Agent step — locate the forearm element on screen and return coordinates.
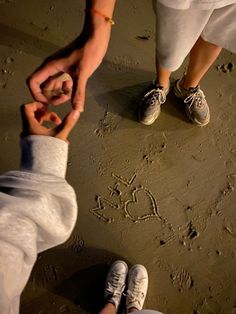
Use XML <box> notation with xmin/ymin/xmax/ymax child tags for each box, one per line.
<box><xmin>86</xmin><ymin>0</ymin><xmax>116</xmax><ymax>17</ymax></box>
<box><xmin>0</xmin><ymin>136</ymin><xmax>78</xmax><ymax>313</ymax></box>
<box><xmin>82</xmin><ymin>0</ymin><xmax>116</xmax><ymax>36</ymax></box>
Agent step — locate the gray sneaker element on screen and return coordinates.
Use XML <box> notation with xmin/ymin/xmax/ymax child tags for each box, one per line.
<box><xmin>174</xmin><ymin>79</ymin><xmax>210</xmax><ymax>126</ymax></box>
<box><xmin>126</xmin><ymin>264</ymin><xmax>148</xmax><ymax>311</ymax></box>
<box><xmin>104</xmin><ymin>260</ymin><xmax>128</xmax><ymax>309</ymax></box>
<box><xmin>138</xmin><ymin>84</ymin><xmax>169</xmax><ymax>125</ymax></box>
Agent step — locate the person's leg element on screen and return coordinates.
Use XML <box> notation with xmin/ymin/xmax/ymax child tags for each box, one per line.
<box><xmin>173</xmin><ymin>36</ymin><xmax>221</xmax><ymax>126</ymax></box>
<box><xmin>99</xmin><ymin>303</ymin><xmax>117</xmax><ymax>314</ymax></box>
<box><xmin>156</xmin><ymin>36</ymin><xmax>221</xmax><ymax>90</ymax></box>
<box><xmin>182</xmin><ymin>36</ymin><xmax>222</xmax><ymax>88</ymax></box>
<box><xmin>155</xmin><ymin>58</ymin><xmax>171</xmax><ymax>89</ymax></box>
<box><xmin>138</xmin><ymin>2</ymin><xmax>212</xmax><ymax>125</ymax></box>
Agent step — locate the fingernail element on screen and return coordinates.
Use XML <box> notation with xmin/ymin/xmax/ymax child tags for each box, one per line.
<box><xmin>71</xmin><ymin>110</ymin><xmax>80</xmax><ymax>119</ymax></box>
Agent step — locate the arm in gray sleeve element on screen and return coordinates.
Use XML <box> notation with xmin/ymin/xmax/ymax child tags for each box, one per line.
<box><xmin>0</xmin><ymin>135</ymin><xmax>78</xmax><ymax>314</ymax></box>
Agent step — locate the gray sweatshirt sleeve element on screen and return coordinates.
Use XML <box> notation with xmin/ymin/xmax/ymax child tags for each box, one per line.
<box><xmin>0</xmin><ymin>135</ymin><xmax>78</xmax><ymax>314</ymax></box>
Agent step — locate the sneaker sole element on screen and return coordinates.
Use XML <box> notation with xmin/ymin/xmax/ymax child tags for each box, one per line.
<box><xmin>138</xmin><ymin>110</ymin><xmax>160</xmax><ymax>125</ymax></box>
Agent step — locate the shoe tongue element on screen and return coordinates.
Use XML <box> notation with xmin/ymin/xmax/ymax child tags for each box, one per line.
<box><xmin>155</xmin><ymin>84</ymin><xmax>164</xmax><ymax>90</ymax></box>
<box><xmin>188</xmin><ymin>86</ymin><xmax>199</xmax><ymax>93</ymax></box>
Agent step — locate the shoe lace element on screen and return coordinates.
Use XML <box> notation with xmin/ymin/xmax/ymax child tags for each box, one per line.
<box><xmin>106</xmin><ymin>272</ymin><xmax>124</xmax><ymax>297</ymax></box>
<box><xmin>126</xmin><ymin>279</ymin><xmax>145</xmax><ymax>306</ymax></box>
<box><xmin>144</xmin><ymin>87</ymin><xmax>167</xmax><ymax>106</ymax></box>
<box><xmin>184</xmin><ymin>88</ymin><xmax>205</xmax><ymax>109</ymax></box>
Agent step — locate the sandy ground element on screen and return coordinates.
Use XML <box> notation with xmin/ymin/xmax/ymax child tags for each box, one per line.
<box><xmin>0</xmin><ymin>1</ymin><xmax>236</xmax><ymax>313</ymax></box>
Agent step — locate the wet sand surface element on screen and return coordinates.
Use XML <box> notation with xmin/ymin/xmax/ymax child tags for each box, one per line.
<box><xmin>0</xmin><ymin>1</ymin><xmax>236</xmax><ymax>313</ymax></box>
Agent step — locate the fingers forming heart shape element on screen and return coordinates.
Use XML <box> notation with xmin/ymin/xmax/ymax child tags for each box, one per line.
<box><xmin>41</xmin><ymin>72</ymin><xmax>73</xmax><ymax>106</ymax></box>
<box><xmin>21</xmin><ymin>102</ymin><xmax>80</xmax><ymax>141</ymax></box>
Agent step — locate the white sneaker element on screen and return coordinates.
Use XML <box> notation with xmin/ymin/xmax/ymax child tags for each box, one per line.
<box><xmin>126</xmin><ymin>264</ymin><xmax>148</xmax><ymax>311</ymax></box>
<box><xmin>104</xmin><ymin>260</ymin><xmax>128</xmax><ymax>309</ymax></box>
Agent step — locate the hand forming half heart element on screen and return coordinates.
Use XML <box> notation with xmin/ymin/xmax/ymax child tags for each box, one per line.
<box><xmin>21</xmin><ymin>101</ymin><xmax>80</xmax><ymax>142</ymax></box>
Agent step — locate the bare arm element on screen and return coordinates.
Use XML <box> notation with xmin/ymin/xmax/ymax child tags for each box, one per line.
<box><xmin>28</xmin><ymin>0</ymin><xmax>116</xmax><ymax>112</ymax></box>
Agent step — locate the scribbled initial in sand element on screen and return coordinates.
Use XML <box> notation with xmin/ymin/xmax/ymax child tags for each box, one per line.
<box><xmin>91</xmin><ymin>195</ymin><xmax>119</xmax><ymax>223</ymax></box>
<box><xmin>91</xmin><ymin>173</ymin><xmax>165</xmax><ymax>223</ymax></box>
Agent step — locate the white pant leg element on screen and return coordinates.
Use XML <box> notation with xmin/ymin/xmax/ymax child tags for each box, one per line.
<box><xmin>155</xmin><ymin>2</ymin><xmax>212</xmax><ymax>71</ymax></box>
<box><xmin>202</xmin><ymin>3</ymin><xmax>236</xmax><ymax>52</ymax></box>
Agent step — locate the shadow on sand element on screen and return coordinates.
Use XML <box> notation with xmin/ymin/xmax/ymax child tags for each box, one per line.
<box><xmin>21</xmin><ymin>245</ymin><xmax>131</xmax><ymax>314</ymax></box>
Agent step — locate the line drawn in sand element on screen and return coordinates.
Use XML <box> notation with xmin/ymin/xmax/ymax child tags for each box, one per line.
<box><xmin>91</xmin><ymin>195</ymin><xmax>120</xmax><ymax>223</ymax></box>
<box><xmin>111</xmin><ymin>173</ymin><xmax>136</xmax><ymax>186</ymax></box>
<box><xmin>91</xmin><ymin>172</ymin><xmax>166</xmax><ymax>224</ymax></box>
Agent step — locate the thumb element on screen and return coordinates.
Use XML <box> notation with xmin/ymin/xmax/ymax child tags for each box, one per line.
<box><xmin>72</xmin><ymin>72</ymin><xmax>88</xmax><ymax>112</ymax></box>
<box><xmin>56</xmin><ymin>110</ymin><xmax>80</xmax><ymax>141</ymax></box>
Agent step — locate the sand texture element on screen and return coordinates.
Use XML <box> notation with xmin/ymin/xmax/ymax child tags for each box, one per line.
<box><xmin>0</xmin><ymin>1</ymin><xmax>235</xmax><ymax>313</ymax></box>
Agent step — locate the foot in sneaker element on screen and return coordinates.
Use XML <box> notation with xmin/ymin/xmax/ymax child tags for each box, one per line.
<box><xmin>104</xmin><ymin>260</ymin><xmax>128</xmax><ymax>309</ymax></box>
<box><xmin>126</xmin><ymin>264</ymin><xmax>148</xmax><ymax>312</ymax></box>
<box><xmin>138</xmin><ymin>83</ymin><xmax>169</xmax><ymax>125</ymax></box>
<box><xmin>174</xmin><ymin>78</ymin><xmax>210</xmax><ymax>126</ymax></box>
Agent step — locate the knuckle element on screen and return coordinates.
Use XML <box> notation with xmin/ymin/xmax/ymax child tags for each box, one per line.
<box><xmin>23</xmin><ymin>103</ymin><xmax>31</xmax><ymax>111</ymax></box>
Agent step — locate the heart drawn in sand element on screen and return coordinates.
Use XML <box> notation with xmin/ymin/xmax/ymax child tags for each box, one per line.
<box><xmin>124</xmin><ymin>187</ymin><xmax>162</xmax><ymax>223</ymax></box>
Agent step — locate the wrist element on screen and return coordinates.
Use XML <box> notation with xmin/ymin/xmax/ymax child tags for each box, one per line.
<box><xmin>82</xmin><ymin>9</ymin><xmax>113</xmax><ymax>37</ymax></box>
<box><xmin>87</xmin><ymin>8</ymin><xmax>114</xmax><ymax>25</ymax></box>
<box><xmin>71</xmin><ymin>15</ymin><xmax>110</xmax><ymax>52</ymax></box>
